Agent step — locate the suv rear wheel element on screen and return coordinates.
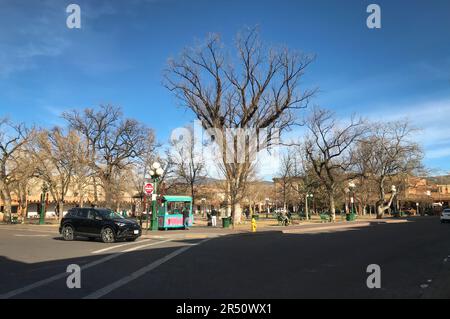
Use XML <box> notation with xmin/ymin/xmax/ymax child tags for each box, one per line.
<box><xmin>101</xmin><ymin>227</ymin><xmax>115</xmax><ymax>243</ymax></box>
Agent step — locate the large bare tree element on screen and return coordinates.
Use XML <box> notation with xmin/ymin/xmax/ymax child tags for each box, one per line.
<box><xmin>304</xmin><ymin>107</ymin><xmax>366</xmax><ymax>221</ymax></box>
<box><xmin>165</xmin><ymin>28</ymin><xmax>316</xmax><ymax>223</ymax></box>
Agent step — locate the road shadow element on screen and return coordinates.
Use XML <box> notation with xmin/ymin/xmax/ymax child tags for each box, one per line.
<box><xmin>1</xmin><ymin>216</ymin><xmax>448</xmax><ymax>299</ymax></box>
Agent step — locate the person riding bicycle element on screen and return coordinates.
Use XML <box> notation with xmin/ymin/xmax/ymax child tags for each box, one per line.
<box><xmin>279</xmin><ymin>209</ymin><xmax>290</xmax><ymax>226</ymax></box>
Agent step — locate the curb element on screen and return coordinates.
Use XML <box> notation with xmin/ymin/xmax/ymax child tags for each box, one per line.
<box><xmin>141</xmin><ymin>233</ymin><xmax>228</xmax><ymax>240</ymax></box>
<box><xmin>281</xmin><ymin>222</ymin><xmax>371</xmax><ymax>234</ymax></box>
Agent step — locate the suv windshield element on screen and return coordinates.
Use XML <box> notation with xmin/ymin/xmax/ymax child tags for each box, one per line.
<box><xmin>96</xmin><ymin>209</ymin><xmax>124</xmax><ymax>220</ymax></box>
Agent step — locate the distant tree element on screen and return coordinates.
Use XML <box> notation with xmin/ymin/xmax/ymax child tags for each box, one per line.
<box><xmin>167</xmin><ymin>126</ymin><xmax>205</xmax><ymax>206</ymax></box>
<box><xmin>304</xmin><ymin>107</ymin><xmax>366</xmax><ymax>221</ymax></box>
<box><xmin>288</xmin><ymin>148</ymin><xmax>322</xmax><ymax>219</ymax></box>
<box><xmin>10</xmin><ymin>154</ymin><xmax>38</xmax><ymax>221</ymax></box>
<box><xmin>31</xmin><ymin>128</ymin><xmax>84</xmax><ymax>221</ymax></box>
<box><xmin>355</xmin><ymin>120</ymin><xmax>423</xmax><ymax>218</ymax></box>
<box><xmin>62</xmin><ymin>105</ymin><xmax>155</xmax><ymax>208</ymax></box>
<box><xmin>130</xmin><ymin>137</ymin><xmax>160</xmax><ymax>217</ymax></box>
<box><xmin>0</xmin><ymin>118</ymin><xmax>33</xmax><ymax>222</ymax></box>
<box><xmin>275</xmin><ymin>150</ymin><xmax>296</xmax><ymax>211</ymax></box>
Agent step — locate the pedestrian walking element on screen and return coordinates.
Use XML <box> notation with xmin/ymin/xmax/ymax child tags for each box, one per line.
<box><xmin>211</xmin><ymin>208</ymin><xmax>217</xmax><ymax>227</ymax></box>
<box><xmin>183</xmin><ymin>207</ymin><xmax>190</xmax><ymax>230</ymax></box>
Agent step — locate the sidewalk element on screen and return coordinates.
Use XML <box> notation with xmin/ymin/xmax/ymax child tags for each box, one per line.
<box><xmin>0</xmin><ymin>216</ymin><xmax>412</xmax><ymax>239</ymax></box>
<box><xmin>141</xmin><ymin>217</ymin><xmax>411</xmax><ymax>240</ymax></box>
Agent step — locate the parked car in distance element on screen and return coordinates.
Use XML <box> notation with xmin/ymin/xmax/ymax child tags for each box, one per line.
<box><xmin>59</xmin><ymin>207</ymin><xmax>141</xmax><ymax>243</ymax></box>
<box><xmin>440</xmin><ymin>208</ymin><xmax>450</xmax><ymax>223</ymax></box>
<box><xmin>402</xmin><ymin>208</ymin><xmax>417</xmax><ymax>216</ymax></box>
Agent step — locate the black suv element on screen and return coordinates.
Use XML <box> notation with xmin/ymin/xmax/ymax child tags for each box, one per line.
<box><xmin>59</xmin><ymin>208</ymin><xmax>141</xmax><ymax>243</ymax></box>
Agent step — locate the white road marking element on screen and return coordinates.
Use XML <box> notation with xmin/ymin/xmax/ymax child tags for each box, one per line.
<box><xmin>122</xmin><ymin>239</ymin><xmax>172</xmax><ymax>252</ymax></box>
<box><xmin>83</xmin><ymin>238</ymin><xmax>210</xmax><ymax>299</ymax></box>
<box><xmin>0</xmin><ymin>227</ymin><xmax>57</xmax><ymax>234</ymax></box>
<box><xmin>14</xmin><ymin>234</ymin><xmax>49</xmax><ymax>237</ymax></box>
<box><xmin>91</xmin><ymin>239</ymin><xmax>152</xmax><ymax>254</ymax></box>
<box><xmin>0</xmin><ymin>238</ymin><xmax>173</xmax><ymax>299</ymax></box>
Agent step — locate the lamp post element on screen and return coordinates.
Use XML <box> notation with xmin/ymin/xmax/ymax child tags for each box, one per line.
<box><xmin>39</xmin><ymin>183</ymin><xmax>48</xmax><ymax>225</ymax></box>
<box><xmin>265</xmin><ymin>198</ymin><xmax>270</xmax><ymax>218</ymax></box>
<box><xmin>344</xmin><ymin>187</ymin><xmax>350</xmax><ymax>214</ymax></box>
<box><xmin>201</xmin><ymin>198</ymin><xmax>206</xmax><ymax>217</ymax></box>
<box><xmin>148</xmin><ymin>162</ymin><xmax>164</xmax><ymax>231</ymax></box>
<box><xmin>305</xmin><ymin>194</ymin><xmax>313</xmax><ymax>219</ymax></box>
<box><xmin>348</xmin><ymin>182</ymin><xmax>356</xmax><ymax>215</ymax></box>
<box><xmin>391</xmin><ymin>185</ymin><xmax>397</xmax><ymax>213</ymax></box>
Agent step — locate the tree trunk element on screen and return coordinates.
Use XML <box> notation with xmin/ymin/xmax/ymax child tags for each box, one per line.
<box><xmin>20</xmin><ymin>200</ymin><xmax>27</xmax><ymax>223</ymax></box>
<box><xmin>376</xmin><ymin>191</ymin><xmax>396</xmax><ymax>219</ymax></box>
<box><xmin>376</xmin><ymin>202</ymin><xmax>385</xmax><ymax>219</ymax></box>
<box><xmin>102</xmin><ymin>177</ymin><xmax>113</xmax><ymax>208</ymax></box>
<box><xmin>58</xmin><ymin>200</ymin><xmax>64</xmax><ymax>222</ymax></box>
<box><xmin>226</xmin><ymin>203</ymin><xmax>231</xmax><ymax>217</ymax></box>
<box><xmin>92</xmin><ymin>176</ymin><xmax>99</xmax><ymax>204</ymax></box>
<box><xmin>2</xmin><ymin>190</ymin><xmax>12</xmax><ymax>223</ymax></box>
<box><xmin>78</xmin><ymin>180</ymin><xmax>84</xmax><ymax>207</ymax></box>
<box><xmin>329</xmin><ymin>195</ymin><xmax>336</xmax><ymax>222</ymax></box>
<box><xmin>233</xmin><ymin>202</ymin><xmax>242</xmax><ymax>224</ymax></box>
<box><xmin>190</xmin><ymin>183</ymin><xmax>195</xmax><ymax>208</ymax></box>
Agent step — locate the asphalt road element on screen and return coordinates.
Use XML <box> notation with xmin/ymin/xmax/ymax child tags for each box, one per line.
<box><xmin>1</xmin><ymin>216</ymin><xmax>450</xmax><ymax>299</ymax></box>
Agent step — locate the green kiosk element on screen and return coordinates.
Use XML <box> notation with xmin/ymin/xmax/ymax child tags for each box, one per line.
<box><xmin>157</xmin><ymin>196</ymin><xmax>193</xmax><ymax>230</ymax></box>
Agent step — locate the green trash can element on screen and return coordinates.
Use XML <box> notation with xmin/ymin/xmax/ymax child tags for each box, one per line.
<box><xmin>222</xmin><ymin>217</ymin><xmax>232</xmax><ymax>228</ymax></box>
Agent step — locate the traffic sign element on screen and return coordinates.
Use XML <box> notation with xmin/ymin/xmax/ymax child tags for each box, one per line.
<box><xmin>144</xmin><ymin>183</ymin><xmax>154</xmax><ymax>195</ymax></box>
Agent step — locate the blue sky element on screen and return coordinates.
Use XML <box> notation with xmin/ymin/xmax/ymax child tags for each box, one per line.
<box><xmin>1</xmin><ymin>0</ymin><xmax>450</xmax><ymax>176</ymax></box>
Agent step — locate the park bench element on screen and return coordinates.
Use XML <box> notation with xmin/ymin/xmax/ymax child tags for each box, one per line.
<box><xmin>11</xmin><ymin>215</ymin><xmax>20</xmax><ymax>224</ymax></box>
<box><xmin>320</xmin><ymin>213</ymin><xmax>331</xmax><ymax>223</ymax></box>
<box><xmin>392</xmin><ymin>211</ymin><xmax>405</xmax><ymax>218</ymax></box>
<box><xmin>277</xmin><ymin>213</ymin><xmax>290</xmax><ymax>226</ymax></box>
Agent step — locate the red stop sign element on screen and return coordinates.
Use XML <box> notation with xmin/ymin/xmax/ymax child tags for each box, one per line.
<box><xmin>144</xmin><ymin>183</ymin><xmax>154</xmax><ymax>195</ymax></box>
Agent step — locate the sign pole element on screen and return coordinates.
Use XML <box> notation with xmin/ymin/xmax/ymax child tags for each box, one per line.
<box><xmin>150</xmin><ymin>179</ymin><xmax>159</xmax><ymax>231</ymax></box>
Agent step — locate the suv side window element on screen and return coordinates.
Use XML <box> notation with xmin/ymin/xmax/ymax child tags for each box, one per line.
<box><xmin>77</xmin><ymin>209</ymin><xmax>88</xmax><ymax>219</ymax></box>
<box><xmin>66</xmin><ymin>209</ymin><xmax>77</xmax><ymax>218</ymax></box>
<box><xmin>87</xmin><ymin>209</ymin><xmax>96</xmax><ymax>220</ymax></box>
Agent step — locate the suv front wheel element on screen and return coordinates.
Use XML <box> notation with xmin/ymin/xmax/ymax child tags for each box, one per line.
<box><xmin>101</xmin><ymin>227</ymin><xmax>116</xmax><ymax>243</ymax></box>
<box><xmin>62</xmin><ymin>225</ymin><xmax>74</xmax><ymax>241</ymax></box>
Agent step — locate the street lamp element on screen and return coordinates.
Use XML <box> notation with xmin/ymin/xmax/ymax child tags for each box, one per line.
<box><xmin>265</xmin><ymin>198</ymin><xmax>270</xmax><ymax>218</ymax></box>
<box><xmin>39</xmin><ymin>182</ymin><xmax>48</xmax><ymax>225</ymax></box>
<box><xmin>391</xmin><ymin>185</ymin><xmax>397</xmax><ymax>214</ymax></box>
<box><xmin>306</xmin><ymin>194</ymin><xmax>313</xmax><ymax>219</ymax></box>
<box><xmin>426</xmin><ymin>190</ymin><xmax>432</xmax><ymax>215</ymax></box>
<box><xmin>201</xmin><ymin>198</ymin><xmax>206</xmax><ymax>217</ymax></box>
<box><xmin>348</xmin><ymin>182</ymin><xmax>356</xmax><ymax>215</ymax></box>
<box><xmin>149</xmin><ymin>162</ymin><xmax>164</xmax><ymax>231</ymax></box>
